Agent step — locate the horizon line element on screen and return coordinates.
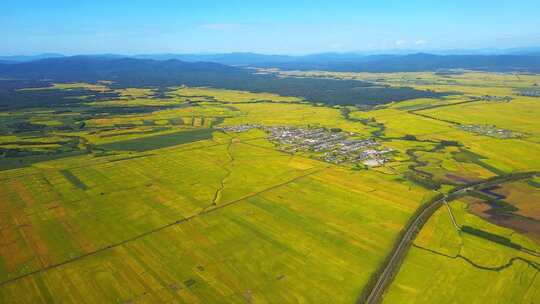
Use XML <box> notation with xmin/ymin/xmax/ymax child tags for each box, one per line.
<box><xmin>2</xmin><ymin>46</ymin><xmax>540</xmax><ymax>58</ymax></box>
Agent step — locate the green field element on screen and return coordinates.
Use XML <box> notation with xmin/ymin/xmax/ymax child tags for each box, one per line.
<box><xmin>97</xmin><ymin>128</ymin><xmax>214</xmax><ymax>151</ymax></box>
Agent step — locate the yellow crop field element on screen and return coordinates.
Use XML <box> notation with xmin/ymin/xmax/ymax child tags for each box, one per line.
<box><xmin>1</xmin><ymin>71</ymin><xmax>539</xmax><ymax>303</ymax></box>
<box><xmin>0</xmin><ymin>131</ymin><xmax>433</xmax><ymax>303</ymax></box>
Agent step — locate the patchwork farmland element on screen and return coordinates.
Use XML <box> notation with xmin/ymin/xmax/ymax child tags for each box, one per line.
<box><xmin>0</xmin><ymin>71</ymin><xmax>539</xmax><ymax>303</ymax></box>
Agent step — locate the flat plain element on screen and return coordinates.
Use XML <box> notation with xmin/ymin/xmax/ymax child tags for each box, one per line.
<box><xmin>1</xmin><ymin>71</ymin><xmax>539</xmax><ymax>303</ymax></box>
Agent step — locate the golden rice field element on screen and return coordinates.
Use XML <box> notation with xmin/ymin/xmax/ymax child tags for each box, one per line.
<box><xmin>0</xmin><ymin>131</ymin><xmax>432</xmax><ymax>303</ymax></box>
<box><xmin>1</xmin><ymin>71</ymin><xmax>540</xmax><ymax>303</ymax></box>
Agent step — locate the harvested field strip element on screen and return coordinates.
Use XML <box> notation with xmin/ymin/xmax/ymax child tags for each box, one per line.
<box><xmin>0</xmin><ymin>136</ymin><xmax>269</xmax><ymax>183</ymax></box>
<box><xmin>408</xmin><ymin>111</ymin><xmax>461</xmax><ymax>125</ymax></box>
<box><xmin>412</xmin><ymin>98</ymin><xmax>481</xmax><ymax>112</ymax></box>
<box><xmin>98</xmin><ymin>128</ymin><xmax>213</xmax><ymax>151</ymax></box>
<box><xmin>59</xmin><ymin>169</ymin><xmax>87</xmax><ymax>190</ymax></box>
<box><xmin>107</xmin><ymin>154</ymin><xmax>155</xmax><ymax>163</ymax></box>
<box><xmin>460</xmin><ymin>225</ymin><xmax>538</xmax><ymax>252</ymax></box>
<box><xmin>452</xmin><ymin>148</ymin><xmax>507</xmax><ymax>175</ymax></box>
<box><xmin>98</xmin><ymin>128</ymin><xmax>168</xmax><ymax>138</ymax></box>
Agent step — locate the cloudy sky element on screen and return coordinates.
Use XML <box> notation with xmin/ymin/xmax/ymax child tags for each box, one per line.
<box><xmin>2</xmin><ymin>0</ymin><xmax>540</xmax><ymax>55</ymax></box>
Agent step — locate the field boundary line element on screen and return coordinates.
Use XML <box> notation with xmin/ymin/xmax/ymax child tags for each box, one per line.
<box><xmin>405</xmin><ymin>97</ymin><xmax>481</xmax><ymax>126</ymax></box>
<box><xmin>444</xmin><ymin>200</ymin><xmax>460</xmax><ymax>231</ymax></box>
<box><xmin>0</xmin><ymin>167</ymin><xmax>325</xmax><ymax>288</ymax></box>
<box><xmin>0</xmin><ymin>135</ymin><xmax>271</xmax><ymax>182</ymax></box>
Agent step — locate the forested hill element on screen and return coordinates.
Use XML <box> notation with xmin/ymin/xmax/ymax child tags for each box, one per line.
<box><xmin>3</xmin><ymin>53</ymin><xmax>540</xmax><ymax>73</ymax></box>
<box><xmin>0</xmin><ymin>56</ymin><xmax>447</xmax><ymax>107</ymax></box>
<box><xmin>243</xmin><ymin>53</ymin><xmax>540</xmax><ymax>73</ymax></box>
<box><xmin>0</xmin><ymin>56</ymin><xmax>239</xmax><ymax>83</ymax></box>
<box><xmin>130</xmin><ymin>52</ymin><xmax>540</xmax><ymax>73</ymax></box>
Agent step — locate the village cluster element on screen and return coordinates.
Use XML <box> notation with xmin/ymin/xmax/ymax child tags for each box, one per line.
<box><xmin>479</xmin><ymin>95</ymin><xmax>512</xmax><ymax>102</ymax></box>
<box><xmin>458</xmin><ymin>124</ymin><xmax>523</xmax><ymax>139</ymax></box>
<box><xmin>218</xmin><ymin>124</ymin><xmax>393</xmax><ymax>166</ymax></box>
<box><xmin>518</xmin><ymin>88</ymin><xmax>540</xmax><ymax>97</ymax></box>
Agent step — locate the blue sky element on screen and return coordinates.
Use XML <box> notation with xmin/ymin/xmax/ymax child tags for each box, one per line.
<box><xmin>2</xmin><ymin>0</ymin><xmax>540</xmax><ymax>55</ymax></box>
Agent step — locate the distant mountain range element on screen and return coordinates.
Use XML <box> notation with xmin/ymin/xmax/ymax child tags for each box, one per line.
<box><xmin>130</xmin><ymin>52</ymin><xmax>400</xmax><ymax>65</ymax></box>
<box><xmin>132</xmin><ymin>47</ymin><xmax>540</xmax><ymax>63</ymax></box>
<box><xmin>133</xmin><ymin>52</ymin><xmax>540</xmax><ymax>72</ymax></box>
<box><xmin>0</xmin><ymin>53</ymin><xmax>65</xmax><ymax>63</ymax></box>
<box><xmin>3</xmin><ymin>47</ymin><xmax>540</xmax><ymax>62</ymax></box>
<box><xmin>0</xmin><ymin>56</ymin><xmax>236</xmax><ymax>81</ymax></box>
<box><xmin>263</xmin><ymin>53</ymin><xmax>540</xmax><ymax>73</ymax></box>
<box><xmin>1</xmin><ymin>50</ymin><xmax>540</xmax><ymax>73</ymax></box>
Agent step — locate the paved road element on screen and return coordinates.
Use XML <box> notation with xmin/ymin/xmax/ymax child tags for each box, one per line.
<box><xmin>359</xmin><ymin>172</ymin><xmax>538</xmax><ymax>304</ymax></box>
<box><xmin>359</xmin><ymin>195</ymin><xmax>448</xmax><ymax>304</ymax></box>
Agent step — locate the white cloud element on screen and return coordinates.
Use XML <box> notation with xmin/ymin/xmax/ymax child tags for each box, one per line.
<box><xmin>415</xmin><ymin>39</ymin><xmax>427</xmax><ymax>45</ymax></box>
<box><xmin>199</xmin><ymin>23</ymin><xmax>244</xmax><ymax>31</ymax></box>
<box><xmin>395</xmin><ymin>39</ymin><xmax>407</xmax><ymax>46</ymax></box>
<box><xmin>329</xmin><ymin>43</ymin><xmax>343</xmax><ymax>49</ymax></box>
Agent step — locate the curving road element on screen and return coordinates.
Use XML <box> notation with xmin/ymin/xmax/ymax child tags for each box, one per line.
<box><xmin>358</xmin><ymin>172</ymin><xmax>538</xmax><ymax>304</ymax></box>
